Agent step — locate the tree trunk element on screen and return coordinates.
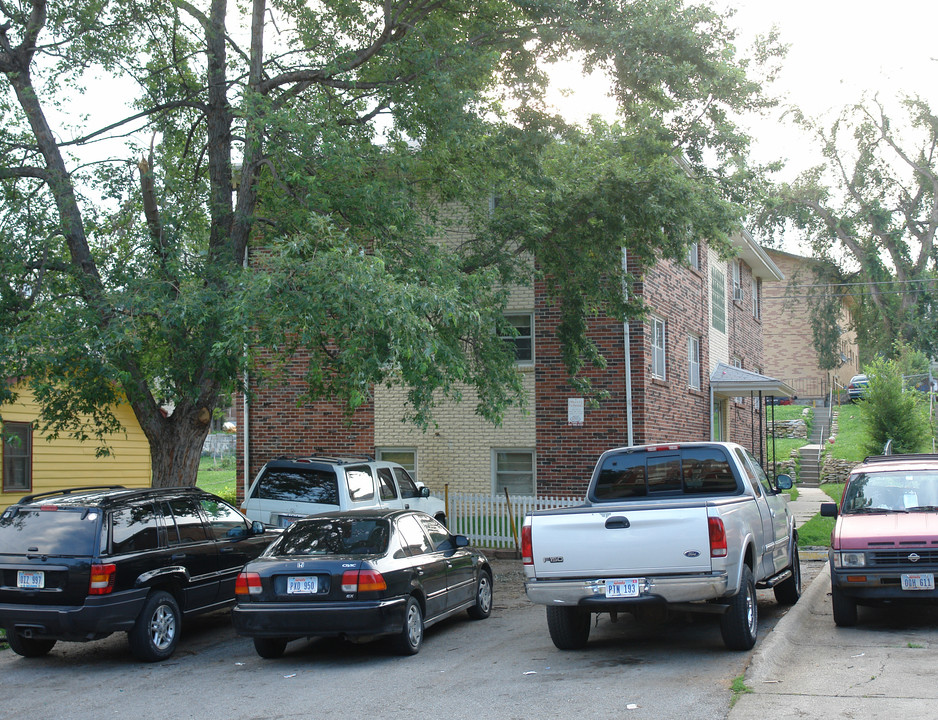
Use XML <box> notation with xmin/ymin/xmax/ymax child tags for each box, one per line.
<box><xmin>146</xmin><ymin>406</ymin><xmax>214</xmax><ymax>488</ymax></box>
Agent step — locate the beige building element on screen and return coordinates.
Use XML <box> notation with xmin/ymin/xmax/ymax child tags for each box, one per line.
<box><xmin>761</xmin><ymin>248</ymin><xmax>860</xmax><ymax>400</ymax></box>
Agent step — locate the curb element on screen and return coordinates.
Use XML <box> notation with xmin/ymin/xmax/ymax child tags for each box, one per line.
<box><xmin>746</xmin><ymin>559</ymin><xmax>831</xmax><ymax>685</ymax></box>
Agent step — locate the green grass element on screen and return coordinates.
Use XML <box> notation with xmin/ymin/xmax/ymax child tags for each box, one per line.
<box><xmin>729</xmin><ymin>675</ymin><xmax>753</xmax><ymax>708</ymax></box>
<box><xmin>828</xmin><ymin>407</ymin><xmax>868</xmax><ymax>462</ymax></box>
<box><xmin>196</xmin><ymin>455</ymin><xmax>237</xmax><ymax>504</ymax></box>
<box><xmin>797</xmin><ymin>483</ymin><xmax>843</xmax><ymax>548</ymax></box>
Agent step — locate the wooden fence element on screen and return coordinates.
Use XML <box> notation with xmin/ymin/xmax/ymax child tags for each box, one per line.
<box><xmin>445</xmin><ymin>489</ymin><xmax>581</xmax><ymax>550</ymax></box>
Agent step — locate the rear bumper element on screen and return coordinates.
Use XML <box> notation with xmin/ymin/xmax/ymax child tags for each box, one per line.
<box><xmin>525</xmin><ymin>572</ymin><xmax>729</xmax><ymax>607</ymax></box>
<box><xmin>0</xmin><ymin>588</ymin><xmax>149</xmax><ymax>641</ymax></box>
<box><xmin>232</xmin><ymin>597</ymin><xmax>408</xmax><ymax>638</ymax></box>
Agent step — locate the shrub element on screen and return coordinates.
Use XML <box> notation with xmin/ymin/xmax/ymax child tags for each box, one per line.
<box><xmin>858</xmin><ymin>357</ymin><xmax>932</xmax><ymax>455</ymax></box>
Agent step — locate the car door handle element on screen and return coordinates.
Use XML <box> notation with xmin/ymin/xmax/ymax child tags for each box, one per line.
<box><xmin>416</xmin><ymin>567</ymin><xmax>425</xmax><ymax>576</ymax></box>
<box><xmin>404</xmin><ymin>503</ymin><xmax>411</xmax><ymax>509</ymax></box>
<box><xmin>171</xmin><ymin>553</ymin><xmax>185</xmax><ymax>561</ymax></box>
<box><xmin>605</xmin><ymin>517</ymin><xmax>630</xmax><ymax>529</ymax></box>
<box><xmin>219</xmin><ymin>547</ymin><xmax>234</xmax><ymax>553</ymax></box>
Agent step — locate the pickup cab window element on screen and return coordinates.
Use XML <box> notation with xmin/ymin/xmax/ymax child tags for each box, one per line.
<box><xmin>592</xmin><ymin>447</ymin><xmax>739</xmax><ymax>501</ymax></box>
<box><xmin>377</xmin><ymin>468</ymin><xmax>398</xmax><ymax>501</ymax></box>
<box><xmin>346</xmin><ymin>466</ymin><xmax>376</xmax><ymax>502</ymax></box>
<box><xmin>395</xmin><ymin>468</ymin><xmax>421</xmax><ymax>499</ymax></box>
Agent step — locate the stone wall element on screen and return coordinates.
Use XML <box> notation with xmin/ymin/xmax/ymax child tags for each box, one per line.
<box><xmin>768</xmin><ymin>418</ymin><xmax>808</xmax><ymax>439</ymax></box>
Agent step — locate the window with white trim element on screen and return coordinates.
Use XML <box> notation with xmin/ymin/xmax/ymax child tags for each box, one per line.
<box><xmin>688</xmin><ymin>336</ymin><xmax>701</xmax><ymax>390</ymax></box>
<box><xmin>752</xmin><ymin>277</ymin><xmax>761</xmax><ymax>319</ymax></box>
<box><xmin>731</xmin><ymin>259</ymin><xmax>742</xmax><ymax>299</ymax></box>
<box><xmin>493</xmin><ymin>450</ymin><xmax>535</xmax><ymax>495</ymax></box>
<box><xmin>687</xmin><ymin>242</ymin><xmax>700</xmax><ymax>271</ymax></box>
<box><xmin>711</xmin><ymin>267</ymin><xmax>726</xmax><ymax>333</ymax></box>
<box><xmin>651</xmin><ymin>316</ymin><xmax>666</xmax><ymax>380</ymax></box>
<box><xmin>501</xmin><ymin>313</ymin><xmax>533</xmax><ymax>365</ymax></box>
<box><xmin>377</xmin><ymin>448</ymin><xmax>417</xmax><ymax>483</ymax></box>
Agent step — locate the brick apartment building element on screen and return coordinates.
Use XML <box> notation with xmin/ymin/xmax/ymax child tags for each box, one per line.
<box><xmin>236</xmin><ymin>231</ymin><xmax>791</xmax><ymax>500</ymax></box>
<box><xmin>761</xmin><ymin>247</ymin><xmax>860</xmax><ymax>401</ymax></box>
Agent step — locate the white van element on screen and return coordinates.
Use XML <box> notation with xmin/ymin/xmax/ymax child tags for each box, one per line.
<box><xmin>242</xmin><ymin>455</ymin><xmax>446</xmax><ymax>528</ymax></box>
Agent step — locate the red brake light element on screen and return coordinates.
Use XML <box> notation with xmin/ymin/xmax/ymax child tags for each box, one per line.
<box><xmin>647</xmin><ymin>445</ymin><xmax>680</xmax><ymax>452</ymax></box>
<box><xmin>235</xmin><ymin>572</ymin><xmax>262</xmax><ymax>595</ymax></box>
<box><xmin>521</xmin><ymin>524</ymin><xmax>533</xmax><ymax>565</ymax></box>
<box><xmin>708</xmin><ymin>517</ymin><xmax>727</xmax><ymax>558</ymax></box>
<box><xmin>89</xmin><ymin>563</ymin><xmax>116</xmax><ymax>595</ymax></box>
<box><xmin>39</xmin><ymin>505</ymin><xmax>59</xmax><ymax>511</ymax></box>
<box><xmin>341</xmin><ymin>569</ymin><xmax>387</xmax><ymax>593</ymax></box>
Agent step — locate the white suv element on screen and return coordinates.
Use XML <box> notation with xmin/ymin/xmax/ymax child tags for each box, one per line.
<box><xmin>242</xmin><ymin>455</ymin><xmax>446</xmax><ymax>528</ymax></box>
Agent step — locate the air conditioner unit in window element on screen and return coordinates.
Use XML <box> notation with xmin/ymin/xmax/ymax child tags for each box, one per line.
<box><xmin>733</xmin><ymin>287</ymin><xmax>744</xmax><ymax>301</ymax></box>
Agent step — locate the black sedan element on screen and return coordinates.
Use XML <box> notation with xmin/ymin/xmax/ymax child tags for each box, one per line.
<box><xmin>231</xmin><ymin>509</ymin><xmax>493</xmax><ymax>657</ymax></box>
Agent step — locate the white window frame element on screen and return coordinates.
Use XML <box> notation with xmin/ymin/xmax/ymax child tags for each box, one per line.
<box><xmin>731</xmin><ymin>259</ymin><xmax>742</xmax><ymax>294</ymax></box>
<box><xmin>687</xmin><ymin>242</ymin><xmax>700</xmax><ymax>271</ymax></box>
<box><xmin>651</xmin><ymin>316</ymin><xmax>666</xmax><ymax>380</ymax></box>
<box><xmin>752</xmin><ymin>277</ymin><xmax>761</xmax><ymax>319</ymax></box>
<box><xmin>711</xmin><ymin>267</ymin><xmax>726</xmax><ymax>333</ymax></box>
<box><xmin>492</xmin><ymin>449</ymin><xmax>535</xmax><ymax>496</ymax></box>
<box><xmin>501</xmin><ymin>312</ymin><xmax>534</xmax><ymax>366</ymax></box>
<box><xmin>688</xmin><ymin>336</ymin><xmax>701</xmax><ymax>390</ymax></box>
<box><xmin>376</xmin><ymin>448</ymin><xmax>418</xmax><ymax>483</ymax></box>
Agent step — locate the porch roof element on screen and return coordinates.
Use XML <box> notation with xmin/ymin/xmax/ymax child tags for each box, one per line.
<box><xmin>709</xmin><ymin>363</ymin><xmax>795</xmax><ymax>398</ymax></box>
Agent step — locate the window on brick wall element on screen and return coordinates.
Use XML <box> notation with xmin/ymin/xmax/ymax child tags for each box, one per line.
<box><xmin>752</xmin><ymin>277</ymin><xmax>761</xmax><ymax>319</ymax></box>
<box><xmin>501</xmin><ymin>313</ymin><xmax>533</xmax><ymax>365</ymax></box>
<box><xmin>377</xmin><ymin>448</ymin><xmax>418</xmax><ymax>483</ymax></box>
<box><xmin>687</xmin><ymin>242</ymin><xmax>700</xmax><ymax>271</ymax></box>
<box><xmin>688</xmin><ymin>336</ymin><xmax>701</xmax><ymax>390</ymax></box>
<box><xmin>731</xmin><ymin>259</ymin><xmax>742</xmax><ymax>300</ymax></box>
<box><xmin>493</xmin><ymin>449</ymin><xmax>535</xmax><ymax>495</ymax></box>
<box><xmin>2</xmin><ymin>421</ymin><xmax>32</xmax><ymax>492</ymax></box>
<box><xmin>651</xmin><ymin>316</ymin><xmax>666</xmax><ymax>380</ymax></box>
<box><xmin>711</xmin><ymin>267</ymin><xmax>726</xmax><ymax>333</ymax></box>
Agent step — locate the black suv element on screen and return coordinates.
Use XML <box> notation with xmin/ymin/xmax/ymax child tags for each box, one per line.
<box><xmin>0</xmin><ymin>486</ymin><xmax>274</xmax><ymax>661</ymax></box>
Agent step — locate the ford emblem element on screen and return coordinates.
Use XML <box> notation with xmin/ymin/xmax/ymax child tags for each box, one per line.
<box><xmin>908</xmin><ymin>553</ymin><xmax>921</xmax><ymax>563</ymax></box>
<box><xmin>684</xmin><ymin>550</ymin><xmax>701</xmax><ymax>558</ymax></box>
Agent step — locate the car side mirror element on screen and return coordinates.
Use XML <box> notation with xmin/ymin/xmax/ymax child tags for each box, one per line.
<box><xmin>419</xmin><ymin>486</ymin><xmax>430</xmax><ymax>498</ymax></box>
<box><xmin>820</xmin><ymin>502</ymin><xmax>838</xmax><ymax>518</ymax></box>
<box><xmin>454</xmin><ymin>534</ymin><xmax>470</xmax><ymax>548</ymax></box>
<box><xmin>251</xmin><ymin>520</ymin><xmax>266</xmax><ymax>535</ymax></box>
<box><xmin>776</xmin><ymin>474</ymin><xmax>793</xmax><ymax>490</ymax></box>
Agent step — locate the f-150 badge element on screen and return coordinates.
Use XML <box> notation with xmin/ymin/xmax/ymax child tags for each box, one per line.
<box><xmin>544</xmin><ymin>556</ymin><xmax>564</xmax><ymax>563</ymax></box>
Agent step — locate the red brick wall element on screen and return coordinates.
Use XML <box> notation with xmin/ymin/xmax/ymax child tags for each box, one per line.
<box><xmin>235</xmin><ymin>351</ymin><xmax>375</xmax><ymax>503</ymax></box>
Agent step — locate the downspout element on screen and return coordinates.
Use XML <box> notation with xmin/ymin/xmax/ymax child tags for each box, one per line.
<box><xmin>622</xmin><ymin>249</ymin><xmax>634</xmax><ymax>446</ymax></box>
<box><xmin>242</xmin><ymin>246</ymin><xmax>251</xmax><ymax>508</ymax></box>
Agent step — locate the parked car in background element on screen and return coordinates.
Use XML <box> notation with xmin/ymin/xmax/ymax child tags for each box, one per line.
<box><xmin>847</xmin><ymin>374</ymin><xmax>870</xmax><ymax>402</ymax></box>
<box><xmin>0</xmin><ymin>486</ymin><xmax>274</xmax><ymax>661</ymax></box>
<box><xmin>242</xmin><ymin>455</ymin><xmax>446</xmax><ymax>528</ymax></box>
<box><xmin>822</xmin><ymin>454</ymin><xmax>938</xmax><ymax>626</ymax></box>
<box><xmin>232</xmin><ymin>509</ymin><xmax>492</xmax><ymax>657</ymax></box>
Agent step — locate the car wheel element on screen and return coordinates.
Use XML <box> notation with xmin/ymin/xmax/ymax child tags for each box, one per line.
<box><xmin>393</xmin><ymin>596</ymin><xmax>424</xmax><ymax>655</ymax></box>
<box><xmin>774</xmin><ymin>545</ymin><xmax>802</xmax><ymax>606</ymax></box>
<box><xmin>546</xmin><ymin>606</ymin><xmax>591</xmax><ymax>650</ymax></box>
<box><xmin>6</xmin><ymin>632</ymin><xmax>56</xmax><ymax>658</ymax></box>
<box><xmin>720</xmin><ymin>565</ymin><xmax>758</xmax><ymax>650</ymax></box>
<box><xmin>128</xmin><ymin>590</ymin><xmax>181</xmax><ymax>662</ymax></box>
<box><xmin>831</xmin><ymin>582</ymin><xmax>858</xmax><ymax>627</ymax></box>
<box><xmin>467</xmin><ymin>569</ymin><xmax>493</xmax><ymax>620</ymax></box>
<box><xmin>253</xmin><ymin>637</ymin><xmax>288</xmax><ymax>659</ymax></box>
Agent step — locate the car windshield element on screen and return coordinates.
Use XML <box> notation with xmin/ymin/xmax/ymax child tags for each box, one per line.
<box><xmin>842</xmin><ymin>471</ymin><xmax>938</xmax><ymax>514</ymax></box>
<box><xmin>270</xmin><ymin>518</ymin><xmax>390</xmax><ymax>556</ymax></box>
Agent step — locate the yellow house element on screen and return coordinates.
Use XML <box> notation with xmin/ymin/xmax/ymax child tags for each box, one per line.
<box><xmin>1</xmin><ymin>384</ymin><xmax>151</xmax><ymax>510</ymax></box>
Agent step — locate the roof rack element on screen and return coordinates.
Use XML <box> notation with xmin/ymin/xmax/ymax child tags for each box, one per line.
<box><xmin>272</xmin><ymin>454</ymin><xmax>375</xmax><ymax>465</ymax></box>
<box><xmin>18</xmin><ymin>485</ymin><xmax>127</xmax><ymax>504</ymax></box>
<box><xmin>862</xmin><ymin>454</ymin><xmax>938</xmax><ymax>464</ymax></box>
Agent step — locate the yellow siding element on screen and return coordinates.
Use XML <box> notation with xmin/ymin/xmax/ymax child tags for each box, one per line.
<box><xmin>1</xmin><ymin>386</ymin><xmax>151</xmax><ymax>510</ymax></box>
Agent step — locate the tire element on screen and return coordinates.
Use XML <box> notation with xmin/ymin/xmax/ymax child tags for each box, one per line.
<box><xmin>546</xmin><ymin>606</ymin><xmax>591</xmax><ymax>650</ymax></box>
<box><xmin>128</xmin><ymin>590</ymin><xmax>181</xmax><ymax>662</ymax></box>
<box><xmin>774</xmin><ymin>545</ymin><xmax>802</xmax><ymax>606</ymax></box>
<box><xmin>253</xmin><ymin>637</ymin><xmax>288</xmax><ymax>659</ymax></box>
<box><xmin>6</xmin><ymin>632</ymin><xmax>56</xmax><ymax>658</ymax></box>
<box><xmin>467</xmin><ymin>569</ymin><xmax>493</xmax><ymax>620</ymax></box>
<box><xmin>720</xmin><ymin>565</ymin><xmax>758</xmax><ymax>650</ymax></box>
<box><xmin>393</xmin><ymin>596</ymin><xmax>424</xmax><ymax>655</ymax></box>
<box><xmin>831</xmin><ymin>582</ymin><xmax>858</xmax><ymax>627</ymax></box>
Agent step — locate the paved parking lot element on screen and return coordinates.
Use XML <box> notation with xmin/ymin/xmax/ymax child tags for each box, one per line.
<box><xmin>0</xmin><ymin>556</ymin><xmax>827</xmax><ymax>720</ymax></box>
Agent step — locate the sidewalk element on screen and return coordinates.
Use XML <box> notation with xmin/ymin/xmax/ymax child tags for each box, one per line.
<box><xmin>728</xmin><ymin>486</ymin><xmax>938</xmax><ymax>719</ymax></box>
<box><xmin>789</xmin><ymin>485</ymin><xmax>830</xmax><ymax>560</ymax></box>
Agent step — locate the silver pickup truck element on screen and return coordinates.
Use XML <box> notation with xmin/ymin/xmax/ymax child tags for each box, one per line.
<box><xmin>522</xmin><ymin>442</ymin><xmax>800</xmax><ymax>650</ymax></box>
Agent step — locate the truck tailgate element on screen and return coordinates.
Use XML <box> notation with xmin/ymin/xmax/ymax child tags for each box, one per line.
<box><xmin>529</xmin><ymin>505</ymin><xmax>712</xmax><ymax>577</ymax></box>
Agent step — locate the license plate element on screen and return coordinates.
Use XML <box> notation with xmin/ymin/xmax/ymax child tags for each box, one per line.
<box><xmin>287</xmin><ymin>576</ymin><xmax>318</xmax><ymax>594</ymax></box>
<box><xmin>17</xmin><ymin>571</ymin><xmax>44</xmax><ymax>589</ymax></box>
<box><xmin>605</xmin><ymin>578</ymin><xmax>642</xmax><ymax>598</ymax></box>
<box><xmin>278</xmin><ymin>515</ymin><xmax>302</xmax><ymax>528</ymax></box>
<box><xmin>901</xmin><ymin>573</ymin><xmax>935</xmax><ymax>591</ymax></box>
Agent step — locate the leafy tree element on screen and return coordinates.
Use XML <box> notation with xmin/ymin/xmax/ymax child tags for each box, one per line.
<box><xmin>858</xmin><ymin>357</ymin><xmax>932</xmax><ymax>455</ymax></box>
<box><xmin>0</xmin><ymin>0</ymin><xmax>781</xmax><ymax>487</ymax></box>
<box><xmin>762</xmin><ymin>96</ymin><xmax>938</xmax><ymax>361</ymax></box>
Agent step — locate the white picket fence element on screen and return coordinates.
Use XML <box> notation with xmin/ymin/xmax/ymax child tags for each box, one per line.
<box><xmin>446</xmin><ymin>490</ymin><xmax>581</xmax><ymax>550</ymax></box>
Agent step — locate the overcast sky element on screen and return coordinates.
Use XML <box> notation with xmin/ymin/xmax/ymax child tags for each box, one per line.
<box><xmin>544</xmin><ymin>0</ymin><xmax>938</xmax><ymax>254</ymax></box>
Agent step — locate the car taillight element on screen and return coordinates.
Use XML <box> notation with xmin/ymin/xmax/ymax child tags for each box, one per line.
<box><xmin>341</xmin><ymin>569</ymin><xmax>387</xmax><ymax>593</ymax></box>
<box><xmin>521</xmin><ymin>524</ymin><xmax>533</xmax><ymax>565</ymax></box>
<box><xmin>235</xmin><ymin>572</ymin><xmax>263</xmax><ymax>595</ymax></box>
<box><xmin>708</xmin><ymin>517</ymin><xmax>727</xmax><ymax>558</ymax></box>
<box><xmin>89</xmin><ymin>563</ymin><xmax>116</xmax><ymax>595</ymax></box>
